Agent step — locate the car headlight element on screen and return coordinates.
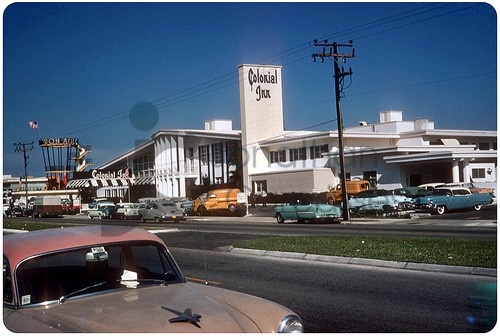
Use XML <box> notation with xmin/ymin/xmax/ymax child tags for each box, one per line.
<box><xmin>278</xmin><ymin>314</ymin><xmax>303</xmax><ymax>333</ymax></box>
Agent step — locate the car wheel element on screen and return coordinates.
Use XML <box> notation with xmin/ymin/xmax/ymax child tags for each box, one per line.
<box><xmin>473</xmin><ymin>204</ymin><xmax>482</xmax><ymax>211</ymax></box>
<box><xmin>228</xmin><ymin>204</ymin><xmax>236</xmax><ymax>215</ymax></box>
<box><xmin>140</xmin><ymin>216</ymin><xmax>146</xmax><ymax>223</ymax></box>
<box><xmin>276</xmin><ymin>213</ymin><xmax>285</xmax><ymax>223</ymax></box>
<box><xmin>198</xmin><ymin>206</ymin><xmax>207</xmax><ymax>216</ymax></box>
<box><xmin>435</xmin><ymin>205</ymin><xmax>446</xmax><ymax>215</ymax></box>
<box><xmin>327</xmin><ymin>197</ymin><xmax>335</xmax><ymax>205</ymax></box>
<box><xmin>155</xmin><ymin>217</ymin><xmax>162</xmax><ymax>223</ymax></box>
<box><xmin>98</xmin><ymin>214</ymin><xmax>103</xmax><ymax>219</ymax></box>
<box><xmin>88</xmin><ymin>213</ymin><xmax>92</xmax><ymax>219</ymax></box>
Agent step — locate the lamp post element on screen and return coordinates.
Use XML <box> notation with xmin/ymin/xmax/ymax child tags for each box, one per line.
<box><xmin>14</xmin><ymin>142</ymin><xmax>33</xmax><ymax>213</ymax></box>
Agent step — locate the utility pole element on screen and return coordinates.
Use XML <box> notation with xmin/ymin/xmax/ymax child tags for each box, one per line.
<box><xmin>14</xmin><ymin>141</ymin><xmax>34</xmax><ymax>213</ymax></box>
<box><xmin>313</xmin><ymin>40</ymin><xmax>355</xmax><ymax>221</ymax></box>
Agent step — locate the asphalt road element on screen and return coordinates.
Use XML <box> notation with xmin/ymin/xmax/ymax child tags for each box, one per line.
<box><xmin>169</xmin><ymin>246</ymin><xmax>494</xmax><ymax>333</ymax></box>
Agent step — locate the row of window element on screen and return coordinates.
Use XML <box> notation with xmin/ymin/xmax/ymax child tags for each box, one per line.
<box><xmin>270</xmin><ymin>144</ymin><xmax>329</xmax><ymax>163</ymax></box>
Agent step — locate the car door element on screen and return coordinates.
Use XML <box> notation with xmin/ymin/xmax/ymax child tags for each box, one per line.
<box><xmin>282</xmin><ymin>201</ymin><xmax>300</xmax><ymax>219</ymax></box>
<box><xmin>451</xmin><ymin>189</ymin><xmax>471</xmax><ymax>210</ymax></box>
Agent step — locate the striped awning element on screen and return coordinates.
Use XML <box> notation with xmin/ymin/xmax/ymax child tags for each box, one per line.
<box><xmin>132</xmin><ymin>177</ymin><xmax>155</xmax><ymax>185</ymax></box>
<box><xmin>66</xmin><ymin>178</ymin><xmax>132</xmax><ymax>189</ymax></box>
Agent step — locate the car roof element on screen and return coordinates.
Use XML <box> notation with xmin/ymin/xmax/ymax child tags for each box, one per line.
<box><xmin>3</xmin><ymin>226</ymin><xmax>166</xmax><ymax>268</ymax></box>
<box><xmin>434</xmin><ymin>187</ymin><xmax>470</xmax><ymax>192</ymax></box>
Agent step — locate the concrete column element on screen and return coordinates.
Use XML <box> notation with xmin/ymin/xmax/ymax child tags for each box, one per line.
<box><xmin>452</xmin><ymin>159</ymin><xmax>460</xmax><ymax>183</ymax></box>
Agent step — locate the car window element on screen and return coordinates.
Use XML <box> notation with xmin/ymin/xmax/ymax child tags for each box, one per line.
<box><xmin>354</xmin><ymin>191</ymin><xmax>371</xmax><ymax>198</ymax></box>
<box><xmin>13</xmin><ymin>242</ymin><xmax>182</xmax><ymax>305</ymax></box>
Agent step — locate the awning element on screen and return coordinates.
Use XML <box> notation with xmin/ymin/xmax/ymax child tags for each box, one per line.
<box><xmin>133</xmin><ymin>177</ymin><xmax>155</xmax><ymax>185</ymax></box>
<box><xmin>66</xmin><ymin>178</ymin><xmax>132</xmax><ymax>189</ymax></box>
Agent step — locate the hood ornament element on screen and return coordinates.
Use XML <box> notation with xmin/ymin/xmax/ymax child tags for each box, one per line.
<box><xmin>162</xmin><ymin>306</ymin><xmax>202</xmax><ymax>328</ymax></box>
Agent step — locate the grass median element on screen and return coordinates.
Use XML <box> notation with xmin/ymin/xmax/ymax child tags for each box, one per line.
<box><xmin>234</xmin><ymin>235</ymin><xmax>497</xmax><ymax>268</ymax></box>
<box><xmin>3</xmin><ymin>219</ymin><xmax>496</xmax><ymax>268</ymax></box>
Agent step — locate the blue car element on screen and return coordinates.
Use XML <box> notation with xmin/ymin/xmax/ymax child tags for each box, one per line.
<box><xmin>412</xmin><ymin>187</ymin><xmax>493</xmax><ymax>215</ymax></box>
<box><xmin>274</xmin><ymin>200</ymin><xmax>342</xmax><ymax>224</ymax></box>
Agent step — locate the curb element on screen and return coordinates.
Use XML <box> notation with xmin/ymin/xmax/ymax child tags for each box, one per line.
<box><xmin>227</xmin><ymin>247</ymin><xmax>497</xmax><ymax>277</ymax></box>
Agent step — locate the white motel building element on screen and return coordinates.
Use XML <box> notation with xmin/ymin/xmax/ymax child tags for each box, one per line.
<box><xmin>3</xmin><ymin>64</ymin><xmax>487</xmax><ymax>204</ymax></box>
<box><xmin>83</xmin><ymin>64</ymin><xmax>497</xmax><ymax>201</ymax></box>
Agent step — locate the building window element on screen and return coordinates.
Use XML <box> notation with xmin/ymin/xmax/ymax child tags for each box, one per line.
<box><xmin>133</xmin><ymin>152</ymin><xmax>154</xmax><ymax>177</ymax></box>
<box><xmin>310</xmin><ymin>144</ymin><xmax>329</xmax><ymax>159</ymax></box>
<box><xmin>213</xmin><ymin>143</ymin><xmax>222</xmax><ymax>164</ymax></box>
<box><xmin>289</xmin><ymin>147</ymin><xmax>306</xmax><ymax>161</ymax></box>
<box><xmin>270</xmin><ymin>150</ymin><xmax>286</xmax><ymax>163</ymax></box>
<box><xmin>363</xmin><ymin>171</ymin><xmax>378</xmax><ymax>188</ymax></box>
<box><xmin>478</xmin><ymin>142</ymin><xmax>490</xmax><ymax>150</ymax></box>
<box><xmin>472</xmin><ymin>168</ymin><xmax>486</xmax><ymax>179</ymax></box>
<box><xmin>199</xmin><ymin>145</ymin><xmax>209</xmax><ymax>165</ymax></box>
<box><xmin>254</xmin><ymin>180</ymin><xmax>267</xmax><ymax>194</ymax></box>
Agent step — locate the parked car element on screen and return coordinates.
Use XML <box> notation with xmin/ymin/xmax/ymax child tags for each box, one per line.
<box><xmin>274</xmin><ymin>200</ymin><xmax>342</xmax><ymax>223</ymax></box>
<box><xmin>326</xmin><ymin>180</ymin><xmax>371</xmax><ymax>204</ymax></box>
<box><xmin>445</xmin><ymin>182</ymin><xmax>495</xmax><ymax>196</ymax></box>
<box><xmin>411</xmin><ymin>187</ymin><xmax>493</xmax><ymax>215</ymax></box>
<box><xmin>192</xmin><ymin>188</ymin><xmax>246</xmax><ymax>216</ymax></box>
<box><xmin>171</xmin><ymin>197</ymin><xmax>194</xmax><ymax>215</ymax></box>
<box><xmin>10</xmin><ymin>205</ymin><xmax>25</xmax><ymax>217</ymax></box>
<box><xmin>113</xmin><ymin>202</ymin><xmax>140</xmax><ymax>219</ymax></box>
<box><xmin>3</xmin><ymin>226</ymin><xmax>303</xmax><ymax>332</ymax></box>
<box><xmin>138</xmin><ymin>200</ymin><xmax>186</xmax><ymax>223</ymax></box>
<box><xmin>347</xmin><ymin>189</ymin><xmax>413</xmax><ymax>214</ymax></box>
<box><xmin>87</xmin><ymin>203</ymin><xmax>116</xmax><ymax>219</ymax></box>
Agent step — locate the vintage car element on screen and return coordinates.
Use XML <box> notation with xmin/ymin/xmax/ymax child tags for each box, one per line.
<box><xmin>445</xmin><ymin>182</ymin><xmax>495</xmax><ymax>196</ymax></box>
<box><xmin>274</xmin><ymin>200</ymin><xmax>342</xmax><ymax>223</ymax></box>
<box><xmin>347</xmin><ymin>189</ymin><xmax>413</xmax><ymax>213</ymax></box>
<box><xmin>411</xmin><ymin>187</ymin><xmax>493</xmax><ymax>215</ymax></box>
<box><xmin>3</xmin><ymin>226</ymin><xmax>303</xmax><ymax>332</ymax></box>
<box><xmin>138</xmin><ymin>200</ymin><xmax>186</xmax><ymax>223</ymax></box>
<box><xmin>113</xmin><ymin>202</ymin><xmax>140</xmax><ymax>219</ymax></box>
<box><xmin>87</xmin><ymin>203</ymin><xmax>116</xmax><ymax>219</ymax></box>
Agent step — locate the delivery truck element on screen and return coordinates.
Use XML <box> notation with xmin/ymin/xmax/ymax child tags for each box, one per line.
<box><xmin>32</xmin><ymin>196</ymin><xmax>63</xmax><ymax>218</ymax></box>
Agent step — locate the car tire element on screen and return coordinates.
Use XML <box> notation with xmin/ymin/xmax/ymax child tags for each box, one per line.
<box><xmin>228</xmin><ymin>204</ymin><xmax>236</xmax><ymax>215</ymax></box>
<box><xmin>155</xmin><ymin>217</ymin><xmax>162</xmax><ymax>223</ymax></box>
<box><xmin>435</xmin><ymin>205</ymin><xmax>446</xmax><ymax>215</ymax></box>
<box><xmin>140</xmin><ymin>216</ymin><xmax>146</xmax><ymax>223</ymax></box>
<box><xmin>198</xmin><ymin>206</ymin><xmax>207</xmax><ymax>216</ymax></box>
<box><xmin>327</xmin><ymin>197</ymin><xmax>335</xmax><ymax>205</ymax></box>
<box><xmin>88</xmin><ymin>213</ymin><xmax>92</xmax><ymax>219</ymax></box>
<box><xmin>473</xmin><ymin>204</ymin><xmax>482</xmax><ymax>211</ymax></box>
<box><xmin>276</xmin><ymin>213</ymin><xmax>285</xmax><ymax>224</ymax></box>
<box><xmin>98</xmin><ymin>214</ymin><xmax>103</xmax><ymax>219</ymax></box>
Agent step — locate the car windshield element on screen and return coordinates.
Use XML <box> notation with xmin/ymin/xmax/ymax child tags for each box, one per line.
<box><xmin>14</xmin><ymin>242</ymin><xmax>183</xmax><ymax>305</ymax></box>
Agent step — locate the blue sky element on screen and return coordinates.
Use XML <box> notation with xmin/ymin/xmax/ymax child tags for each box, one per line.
<box><xmin>3</xmin><ymin>2</ymin><xmax>497</xmax><ymax>177</ymax></box>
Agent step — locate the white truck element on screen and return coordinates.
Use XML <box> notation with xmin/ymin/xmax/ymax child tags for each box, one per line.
<box><xmin>32</xmin><ymin>196</ymin><xmax>63</xmax><ymax>218</ymax></box>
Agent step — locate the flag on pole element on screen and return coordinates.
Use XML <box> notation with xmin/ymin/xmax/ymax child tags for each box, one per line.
<box><xmin>28</xmin><ymin>121</ymin><xmax>38</xmax><ymax>129</ymax></box>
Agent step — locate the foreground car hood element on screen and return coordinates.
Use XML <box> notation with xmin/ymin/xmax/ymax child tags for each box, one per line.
<box><xmin>4</xmin><ymin>282</ymin><xmax>290</xmax><ymax>333</ymax></box>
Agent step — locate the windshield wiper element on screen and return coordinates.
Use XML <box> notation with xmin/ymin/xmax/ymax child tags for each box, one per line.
<box><xmin>58</xmin><ymin>279</ymin><xmax>167</xmax><ymax>303</ymax></box>
<box><xmin>59</xmin><ymin>281</ymin><xmax>110</xmax><ymax>303</ymax></box>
